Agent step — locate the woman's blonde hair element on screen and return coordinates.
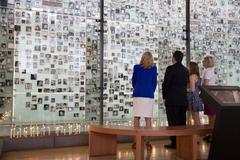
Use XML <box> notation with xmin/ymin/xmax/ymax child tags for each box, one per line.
<box><xmin>203</xmin><ymin>55</ymin><xmax>214</xmax><ymax>68</ymax></box>
<box><xmin>140</xmin><ymin>52</ymin><xmax>154</xmax><ymax>68</ymax></box>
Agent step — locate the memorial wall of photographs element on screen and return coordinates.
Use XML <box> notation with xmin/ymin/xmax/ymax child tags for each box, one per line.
<box><xmin>103</xmin><ymin>0</ymin><xmax>186</xmax><ymax>120</ymax></box>
<box><xmin>85</xmin><ymin>36</ymin><xmax>101</xmax><ymax>122</ymax></box>
<box><xmin>190</xmin><ymin>0</ymin><xmax>240</xmax><ymax>85</ymax></box>
<box><xmin>0</xmin><ymin>6</ymin><xmax>14</xmax><ymax>123</ymax></box>
<box><xmin>1</xmin><ymin>0</ymin><xmax>240</xmax><ymax>125</ymax></box>
<box><xmin>12</xmin><ymin>0</ymin><xmax>100</xmax><ymax>123</ymax></box>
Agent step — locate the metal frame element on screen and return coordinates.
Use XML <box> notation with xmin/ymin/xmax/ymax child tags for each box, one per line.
<box><xmin>186</xmin><ymin>0</ymin><xmax>190</xmax><ymax>65</ymax></box>
<box><xmin>99</xmin><ymin>0</ymin><xmax>104</xmax><ymax>125</ymax></box>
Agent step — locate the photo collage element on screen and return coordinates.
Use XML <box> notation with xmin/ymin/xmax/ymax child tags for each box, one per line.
<box><xmin>0</xmin><ymin>6</ymin><xmax>14</xmax><ymax>123</ymax></box>
<box><xmin>0</xmin><ymin>0</ymin><xmax>239</xmax><ymax>124</ymax></box>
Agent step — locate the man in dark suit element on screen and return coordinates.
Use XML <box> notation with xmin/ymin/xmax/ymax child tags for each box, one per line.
<box><xmin>162</xmin><ymin>50</ymin><xmax>189</xmax><ymax>149</ymax></box>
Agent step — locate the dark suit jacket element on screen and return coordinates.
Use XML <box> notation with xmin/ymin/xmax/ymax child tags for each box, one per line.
<box><xmin>162</xmin><ymin>62</ymin><xmax>189</xmax><ymax>107</ymax></box>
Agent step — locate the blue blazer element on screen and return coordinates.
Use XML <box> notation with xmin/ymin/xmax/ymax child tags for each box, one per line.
<box><xmin>132</xmin><ymin>64</ymin><xmax>157</xmax><ymax>98</ymax></box>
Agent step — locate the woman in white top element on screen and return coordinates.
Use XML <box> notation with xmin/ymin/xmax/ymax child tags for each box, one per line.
<box><xmin>202</xmin><ymin>56</ymin><xmax>216</xmax><ymax>126</ymax></box>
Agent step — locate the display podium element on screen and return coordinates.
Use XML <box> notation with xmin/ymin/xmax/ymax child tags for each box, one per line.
<box><xmin>199</xmin><ymin>86</ymin><xmax>240</xmax><ymax>160</ymax></box>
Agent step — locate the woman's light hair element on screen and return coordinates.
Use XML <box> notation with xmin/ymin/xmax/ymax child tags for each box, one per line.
<box><xmin>140</xmin><ymin>52</ymin><xmax>154</xmax><ymax>68</ymax></box>
<box><xmin>203</xmin><ymin>55</ymin><xmax>214</xmax><ymax>68</ymax></box>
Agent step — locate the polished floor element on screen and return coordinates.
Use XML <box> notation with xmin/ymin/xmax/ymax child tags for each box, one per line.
<box><xmin>2</xmin><ymin>140</ymin><xmax>210</xmax><ymax>160</ymax></box>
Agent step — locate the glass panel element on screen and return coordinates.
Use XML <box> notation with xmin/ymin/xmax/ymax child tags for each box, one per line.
<box><xmin>0</xmin><ymin>6</ymin><xmax>14</xmax><ymax>125</ymax></box>
<box><xmin>103</xmin><ymin>0</ymin><xmax>186</xmax><ymax>126</ymax></box>
<box><xmin>190</xmin><ymin>0</ymin><xmax>240</xmax><ymax>85</ymax></box>
<box><xmin>12</xmin><ymin>0</ymin><xmax>101</xmax><ymax>127</ymax></box>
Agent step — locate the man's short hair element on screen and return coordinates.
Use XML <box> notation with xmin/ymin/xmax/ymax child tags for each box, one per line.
<box><xmin>173</xmin><ymin>50</ymin><xmax>184</xmax><ymax>62</ymax></box>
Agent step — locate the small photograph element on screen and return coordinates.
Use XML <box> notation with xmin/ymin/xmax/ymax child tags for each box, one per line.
<box><xmin>32</xmin><ymin>95</ymin><xmax>37</xmax><ymax>101</ymax></box>
<box><xmin>26</xmin><ymin>92</ymin><xmax>31</xmax><ymax>97</ymax></box>
<box><xmin>44</xmin><ymin>96</ymin><xmax>49</xmax><ymax>101</ymax></box>
<box><xmin>44</xmin><ymin>104</ymin><xmax>49</xmax><ymax>110</ymax></box>
<box><xmin>68</xmin><ymin>107</ymin><xmax>74</xmax><ymax>111</ymax></box>
<box><xmin>51</xmin><ymin>98</ymin><xmax>55</xmax><ymax>103</ymax></box>
<box><xmin>35</xmin><ymin>25</ymin><xmax>41</xmax><ymax>31</ymax></box>
<box><xmin>74</xmin><ymin>94</ymin><xmax>79</xmax><ymax>99</ymax></box>
<box><xmin>80</xmin><ymin>96</ymin><xmax>84</xmax><ymax>102</ymax></box>
<box><xmin>59</xmin><ymin>110</ymin><xmax>65</xmax><ymax>116</ymax></box>
<box><xmin>119</xmin><ymin>99</ymin><xmax>124</xmax><ymax>103</ymax></box>
<box><xmin>119</xmin><ymin>106</ymin><xmax>124</xmax><ymax>111</ymax></box>
<box><xmin>74</xmin><ymin>102</ymin><xmax>79</xmax><ymax>107</ymax></box>
<box><xmin>15</xmin><ymin>78</ymin><xmax>19</xmax><ymax>84</ymax></box>
<box><xmin>25</xmin><ymin>83</ymin><xmax>32</xmax><ymax>89</ymax></box>
<box><xmin>50</xmin><ymin>106</ymin><xmax>55</xmax><ymax>112</ymax></box>
<box><xmin>31</xmin><ymin>104</ymin><xmax>37</xmax><ymax>110</ymax></box>
<box><xmin>63</xmin><ymin>95</ymin><xmax>67</xmax><ymax>100</ymax></box>
<box><xmin>79</xmin><ymin>107</ymin><xmax>85</xmax><ymax>111</ymax></box>
<box><xmin>63</xmin><ymin>79</ymin><xmax>67</xmax><ymax>85</ymax></box>
<box><xmin>37</xmin><ymin>80</ymin><xmax>43</xmax><ymax>86</ymax></box>
<box><xmin>114</xmin><ymin>95</ymin><xmax>118</xmax><ymax>100</ymax></box>
<box><xmin>91</xmin><ymin>117</ymin><xmax>97</xmax><ymax>121</ymax></box>
<box><xmin>43</xmin><ymin>88</ymin><xmax>50</xmax><ymax>93</ymax></box>
<box><xmin>44</xmin><ymin>78</ymin><xmax>50</xmax><ymax>84</ymax></box>
<box><xmin>73</xmin><ymin>113</ymin><xmax>79</xmax><ymax>117</ymax></box>
<box><xmin>109</xmin><ymin>97</ymin><xmax>113</xmax><ymax>102</ymax></box>
<box><xmin>57</xmin><ymin>79</ymin><xmax>62</xmax><ymax>84</ymax></box>
<box><xmin>38</xmin><ymin>98</ymin><xmax>43</xmax><ymax>104</ymax></box>
<box><xmin>34</xmin><ymin>45</ymin><xmax>41</xmax><ymax>51</ymax></box>
<box><xmin>51</xmin><ymin>80</ymin><xmax>56</xmax><ymax>86</ymax></box>
<box><xmin>31</xmin><ymin>74</ymin><xmax>37</xmax><ymax>80</ymax></box>
<box><xmin>25</xmin><ymin>102</ymin><xmax>31</xmax><ymax>108</ymax></box>
<box><xmin>108</xmin><ymin>107</ymin><xmax>113</xmax><ymax>111</ymax></box>
<box><xmin>26</xmin><ymin>26</ymin><xmax>32</xmax><ymax>32</ymax></box>
<box><xmin>113</xmin><ymin>110</ymin><xmax>118</xmax><ymax>116</ymax></box>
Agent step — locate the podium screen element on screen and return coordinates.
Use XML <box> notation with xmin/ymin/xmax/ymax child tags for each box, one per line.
<box><xmin>210</xmin><ymin>90</ymin><xmax>240</xmax><ymax>104</ymax></box>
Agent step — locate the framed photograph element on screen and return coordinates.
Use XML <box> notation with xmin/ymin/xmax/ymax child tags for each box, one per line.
<box><xmin>73</xmin><ymin>113</ymin><xmax>79</xmax><ymax>117</ymax></box>
<box><xmin>59</xmin><ymin>110</ymin><xmax>65</xmax><ymax>116</ymax></box>
<box><xmin>31</xmin><ymin>104</ymin><xmax>37</xmax><ymax>110</ymax></box>
<box><xmin>44</xmin><ymin>104</ymin><xmax>49</xmax><ymax>110</ymax></box>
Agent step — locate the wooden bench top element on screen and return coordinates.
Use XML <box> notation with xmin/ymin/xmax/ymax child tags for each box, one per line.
<box><xmin>89</xmin><ymin>125</ymin><xmax>213</xmax><ymax>136</ymax></box>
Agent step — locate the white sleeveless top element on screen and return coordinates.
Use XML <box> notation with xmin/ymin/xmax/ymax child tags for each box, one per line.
<box><xmin>202</xmin><ymin>67</ymin><xmax>216</xmax><ymax>85</ymax></box>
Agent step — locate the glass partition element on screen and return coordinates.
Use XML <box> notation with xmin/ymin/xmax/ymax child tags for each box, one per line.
<box><xmin>0</xmin><ymin>5</ymin><xmax>14</xmax><ymax>126</ymax></box>
<box><xmin>12</xmin><ymin>0</ymin><xmax>101</xmax><ymax>125</ymax></box>
<box><xmin>190</xmin><ymin>0</ymin><xmax>240</xmax><ymax>85</ymax></box>
<box><xmin>103</xmin><ymin>0</ymin><xmax>186</xmax><ymax>126</ymax></box>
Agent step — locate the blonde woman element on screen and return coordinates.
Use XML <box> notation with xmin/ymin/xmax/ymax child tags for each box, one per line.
<box><xmin>132</xmin><ymin>52</ymin><xmax>157</xmax><ymax>150</ymax></box>
<box><xmin>202</xmin><ymin>56</ymin><xmax>216</xmax><ymax>142</ymax></box>
<box><xmin>202</xmin><ymin>56</ymin><xmax>216</xmax><ymax>124</ymax></box>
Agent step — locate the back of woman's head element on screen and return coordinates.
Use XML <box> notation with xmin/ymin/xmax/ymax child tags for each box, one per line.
<box><xmin>189</xmin><ymin>61</ymin><xmax>200</xmax><ymax>77</ymax></box>
<box><xmin>140</xmin><ymin>52</ymin><xmax>154</xmax><ymax>68</ymax></box>
<box><xmin>203</xmin><ymin>55</ymin><xmax>214</xmax><ymax>68</ymax></box>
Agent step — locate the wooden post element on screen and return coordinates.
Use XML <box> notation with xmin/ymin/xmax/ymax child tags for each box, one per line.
<box><xmin>89</xmin><ymin>131</ymin><xmax>117</xmax><ymax>156</ymax></box>
<box><xmin>176</xmin><ymin>135</ymin><xmax>197</xmax><ymax>160</ymax></box>
<box><xmin>135</xmin><ymin>135</ymin><xmax>144</xmax><ymax>160</ymax></box>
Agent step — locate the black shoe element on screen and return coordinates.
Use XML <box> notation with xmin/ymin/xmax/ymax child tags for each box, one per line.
<box><xmin>146</xmin><ymin>142</ymin><xmax>152</xmax><ymax>150</ymax></box>
<box><xmin>203</xmin><ymin>135</ymin><xmax>212</xmax><ymax>141</ymax></box>
<box><xmin>206</xmin><ymin>136</ymin><xmax>212</xmax><ymax>143</ymax></box>
<box><xmin>164</xmin><ymin>144</ymin><xmax>176</xmax><ymax>149</ymax></box>
<box><xmin>131</xmin><ymin>142</ymin><xmax>136</xmax><ymax>149</ymax></box>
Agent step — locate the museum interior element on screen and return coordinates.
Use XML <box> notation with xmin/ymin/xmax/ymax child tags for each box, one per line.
<box><xmin>0</xmin><ymin>0</ymin><xmax>240</xmax><ymax>159</ymax></box>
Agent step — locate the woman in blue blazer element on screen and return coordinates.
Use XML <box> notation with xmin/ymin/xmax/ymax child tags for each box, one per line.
<box><xmin>132</xmin><ymin>52</ymin><xmax>157</xmax><ymax>149</ymax></box>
